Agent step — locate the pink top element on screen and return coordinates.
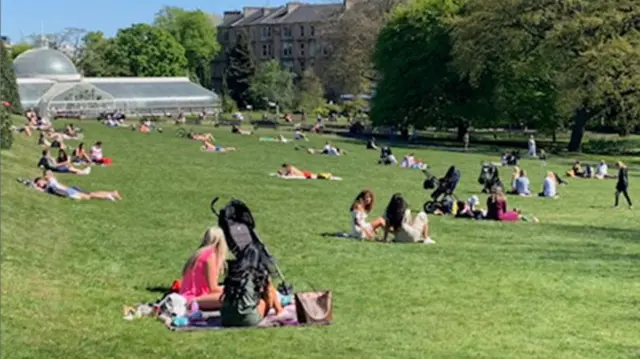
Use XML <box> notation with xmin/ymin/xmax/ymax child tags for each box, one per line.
<box><xmin>179</xmin><ymin>247</ymin><xmax>215</xmax><ymax>301</ymax></box>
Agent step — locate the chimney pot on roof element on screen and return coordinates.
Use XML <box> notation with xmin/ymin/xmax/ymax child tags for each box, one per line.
<box><xmin>344</xmin><ymin>0</ymin><xmax>354</xmax><ymax>10</ymax></box>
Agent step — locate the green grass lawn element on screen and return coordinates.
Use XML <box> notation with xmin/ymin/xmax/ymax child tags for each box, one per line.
<box><xmin>2</xmin><ymin>121</ymin><xmax>639</xmax><ymax>359</ymax></box>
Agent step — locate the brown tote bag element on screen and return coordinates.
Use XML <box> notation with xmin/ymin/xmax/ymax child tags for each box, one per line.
<box><xmin>294</xmin><ymin>291</ymin><xmax>333</xmax><ymax>325</ymax></box>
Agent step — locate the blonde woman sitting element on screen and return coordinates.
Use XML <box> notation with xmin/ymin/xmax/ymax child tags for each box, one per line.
<box><xmin>179</xmin><ymin>227</ymin><xmax>228</xmax><ymax>310</ymax></box>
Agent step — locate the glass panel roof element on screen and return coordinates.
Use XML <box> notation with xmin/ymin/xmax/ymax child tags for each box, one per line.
<box><xmin>88</xmin><ymin>81</ymin><xmax>218</xmax><ymax>100</ymax></box>
<box><xmin>18</xmin><ymin>83</ymin><xmax>54</xmax><ymax>102</ymax></box>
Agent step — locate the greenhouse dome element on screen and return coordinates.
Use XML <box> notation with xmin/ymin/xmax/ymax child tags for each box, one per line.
<box><xmin>15</xmin><ymin>47</ymin><xmax>220</xmax><ymax>117</ymax></box>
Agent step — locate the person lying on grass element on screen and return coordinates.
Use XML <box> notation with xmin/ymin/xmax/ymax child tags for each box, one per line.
<box><xmin>381</xmin><ymin>193</ymin><xmax>435</xmax><ymax>244</ymax></box>
<box><xmin>188</xmin><ymin>132</ymin><xmax>215</xmax><ymax>141</ymax></box>
<box><xmin>350</xmin><ymin>190</ymin><xmax>386</xmax><ymax>240</ymax></box>
<box><xmin>180</xmin><ymin>227</ymin><xmax>228</xmax><ymax>311</ymax></box>
<box><xmin>201</xmin><ymin>140</ymin><xmax>236</xmax><ymax>152</ymax></box>
<box><xmin>64</xmin><ymin>124</ymin><xmax>78</xmax><ymax>137</ymax></box>
<box><xmin>71</xmin><ymin>143</ymin><xmax>92</xmax><ymax>164</ymax></box>
<box><xmin>400</xmin><ymin>153</ymin><xmax>427</xmax><ymax>169</ymax></box>
<box><xmin>294</xmin><ymin>129</ymin><xmax>308</xmax><ymax>141</ymax></box>
<box><xmin>487</xmin><ymin>187</ymin><xmax>539</xmax><ymax>222</ymax></box>
<box><xmin>33</xmin><ymin>170</ymin><xmax>120</xmax><ymax>200</ymax></box>
<box><xmin>38</xmin><ymin>131</ymin><xmax>66</xmax><ymax>149</ymax></box>
<box><xmin>38</xmin><ymin>149</ymin><xmax>91</xmax><ymax>175</ymax></box>
<box><xmin>231</xmin><ymin>125</ymin><xmax>253</xmax><ymax>135</ymax></box>
<box><xmin>277</xmin><ymin>163</ymin><xmax>315</xmax><ymax>178</ymax></box>
<box><xmin>44</xmin><ymin>127</ymin><xmax>82</xmax><ymax>141</ymax></box>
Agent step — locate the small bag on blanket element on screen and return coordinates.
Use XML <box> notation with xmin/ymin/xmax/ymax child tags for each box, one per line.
<box><xmin>295</xmin><ymin>291</ymin><xmax>333</xmax><ymax>325</ymax></box>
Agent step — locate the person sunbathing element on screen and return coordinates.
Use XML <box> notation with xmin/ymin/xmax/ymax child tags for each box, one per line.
<box><xmin>71</xmin><ymin>143</ymin><xmax>92</xmax><ymax>164</ymax></box>
<box><xmin>294</xmin><ymin>129</ymin><xmax>308</xmax><ymax>141</ymax></box>
<box><xmin>595</xmin><ymin>160</ymin><xmax>616</xmax><ymax>179</ymax></box>
<box><xmin>381</xmin><ymin>193</ymin><xmax>435</xmax><ymax>244</ymax></box>
<box><xmin>188</xmin><ymin>132</ymin><xmax>215</xmax><ymax>141</ymax></box>
<box><xmin>231</xmin><ymin>125</ymin><xmax>253</xmax><ymax>135</ymax></box>
<box><xmin>34</xmin><ymin>170</ymin><xmax>120</xmax><ymax>200</ymax></box>
<box><xmin>201</xmin><ymin>140</ymin><xmax>236</xmax><ymax>152</ymax></box>
<box><xmin>37</xmin><ymin>149</ymin><xmax>91</xmax><ymax>175</ymax></box>
<box><xmin>277</xmin><ymin>163</ymin><xmax>315</xmax><ymax>178</ymax></box>
<box><xmin>350</xmin><ymin>190</ymin><xmax>386</xmax><ymax>240</ymax></box>
<box><xmin>64</xmin><ymin>124</ymin><xmax>77</xmax><ymax>137</ymax></box>
<box><xmin>179</xmin><ymin>227</ymin><xmax>228</xmax><ymax>311</ymax></box>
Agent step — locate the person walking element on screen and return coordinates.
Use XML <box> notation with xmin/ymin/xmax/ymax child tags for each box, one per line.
<box><xmin>528</xmin><ymin>135</ymin><xmax>537</xmax><ymax>157</ymax></box>
<box><xmin>613</xmin><ymin>161</ymin><xmax>632</xmax><ymax>209</ymax></box>
<box><xmin>463</xmin><ymin>131</ymin><xmax>470</xmax><ymax>152</ymax></box>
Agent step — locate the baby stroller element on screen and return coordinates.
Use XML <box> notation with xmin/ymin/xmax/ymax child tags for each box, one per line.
<box><xmin>378</xmin><ymin>146</ymin><xmax>397</xmax><ymax>165</ymax></box>
<box><xmin>478</xmin><ymin>162</ymin><xmax>503</xmax><ymax>193</ymax></box>
<box><xmin>210</xmin><ymin>197</ymin><xmax>293</xmax><ymax>299</ymax></box>
<box><xmin>423</xmin><ymin>166</ymin><xmax>461</xmax><ymax>214</ymax></box>
<box><xmin>501</xmin><ymin>150</ymin><xmax>521</xmax><ymax>166</ymax></box>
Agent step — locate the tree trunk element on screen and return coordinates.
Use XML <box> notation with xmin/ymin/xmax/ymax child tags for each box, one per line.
<box><xmin>567</xmin><ymin>108</ymin><xmax>590</xmax><ymax>152</ymax></box>
<box><xmin>552</xmin><ymin>130</ymin><xmax>557</xmax><ymax>144</ymax></box>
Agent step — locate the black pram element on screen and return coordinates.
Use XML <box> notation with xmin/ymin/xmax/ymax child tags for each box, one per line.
<box><xmin>478</xmin><ymin>162</ymin><xmax>503</xmax><ymax>193</ymax></box>
<box><xmin>423</xmin><ymin>166</ymin><xmax>460</xmax><ymax>213</ymax></box>
<box><xmin>378</xmin><ymin>146</ymin><xmax>397</xmax><ymax>165</ymax></box>
<box><xmin>210</xmin><ymin>197</ymin><xmax>293</xmax><ymax>302</ymax></box>
<box><xmin>501</xmin><ymin>151</ymin><xmax>520</xmax><ymax>166</ymax></box>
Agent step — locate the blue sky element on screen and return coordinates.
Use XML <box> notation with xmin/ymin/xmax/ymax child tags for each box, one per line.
<box><xmin>2</xmin><ymin>0</ymin><xmax>338</xmax><ymax>43</ymax></box>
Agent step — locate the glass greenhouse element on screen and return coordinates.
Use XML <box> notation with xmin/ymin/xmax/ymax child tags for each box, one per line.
<box><xmin>15</xmin><ymin>47</ymin><xmax>220</xmax><ymax>117</ymax></box>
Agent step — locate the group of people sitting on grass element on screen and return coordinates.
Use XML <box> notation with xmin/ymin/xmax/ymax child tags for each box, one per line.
<box><xmin>507</xmin><ymin>166</ymin><xmax>565</xmax><ymax>198</ymax></box>
<box><xmin>567</xmin><ymin>160</ymin><xmax>617</xmax><ymax>180</ymax></box>
<box><xmin>454</xmin><ymin>188</ymin><xmax>539</xmax><ymax>222</ymax></box>
<box><xmin>348</xmin><ymin>190</ymin><xmax>435</xmax><ymax>243</ymax></box>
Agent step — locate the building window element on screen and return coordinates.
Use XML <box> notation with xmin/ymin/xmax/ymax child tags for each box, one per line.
<box><xmin>300</xmin><ymin>25</ymin><xmax>305</xmax><ymax>37</ymax></box>
<box><xmin>223</xmin><ymin>31</ymin><xmax>229</xmax><ymax>42</ymax></box>
<box><xmin>310</xmin><ymin>25</ymin><xmax>315</xmax><ymax>37</ymax></box>
<box><xmin>283</xmin><ymin>42</ymin><xmax>293</xmax><ymax>57</ymax></box>
<box><xmin>262</xmin><ymin>44</ymin><xmax>271</xmax><ymax>57</ymax></box>
<box><xmin>322</xmin><ymin>45</ymin><xmax>329</xmax><ymax>55</ymax></box>
<box><xmin>299</xmin><ymin>59</ymin><xmax>306</xmax><ymax>71</ymax></box>
<box><xmin>300</xmin><ymin>43</ymin><xmax>305</xmax><ymax>56</ymax></box>
<box><xmin>310</xmin><ymin>41</ymin><xmax>316</xmax><ymax>56</ymax></box>
<box><xmin>283</xmin><ymin>26</ymin><xmax>292</xmax><ymax>38</ymax></box>
<box><xmin>261</xmin><ymin>27</ymin><xmax>271</xmax><ymax>40</ymax></box>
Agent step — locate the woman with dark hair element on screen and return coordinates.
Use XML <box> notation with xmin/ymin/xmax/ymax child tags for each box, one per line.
<box><xmin>349</xmin><ymin>190</ymin><xmax>386</xmax><ymax>240</ymax></box>
<box><xmin>72</xmin><ymin>143</ymin><xmax>92</xmax><ymax>164</ymax></box>
<box><xmin>382</xmin><ymin>193</ymin><xmax>434</xmax><ymax>244</ymax></box>
<box><xmin>613</xmin><ymin>161</ymin><xmax>632</xmax><ymax>208</ymax></box>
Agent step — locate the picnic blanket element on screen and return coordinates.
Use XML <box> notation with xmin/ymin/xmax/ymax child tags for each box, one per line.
<box><xmin>163</xmin><ymin>304</ymin><xmax>302</xmax><ymax>332</ymax></box>
<box><xmin>260</xmin><ymin>136</ymin><xmax>291</xmax><ymax>143</ymax></box>
<box><xmin>269</xmin><ymin>173</ymin><xmax>343</xmax><ymax>181</ymax></box>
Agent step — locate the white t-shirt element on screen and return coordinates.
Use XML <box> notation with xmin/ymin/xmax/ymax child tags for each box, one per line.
<box><xmin>90</xmin><ymin>146</ymin><xmax>103</xmax><ymax>160</ymax></box>
<box><xmin>351</xmin><ymin>210</ymin><xmax>372</xmax><ymax>238</ymax></box>
<box><xmin>543</xmin><ymin>177</ymin><xmax>556</xmax><ymax>197</ymax></box>
<box><xmin>597</xmin><ymin>163</ymin><xmax>608</xmax><ymax>176</ymax></box>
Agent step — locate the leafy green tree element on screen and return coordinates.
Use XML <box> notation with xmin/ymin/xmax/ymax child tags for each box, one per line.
<box><xmin>106</xmin><ymin>24</ymin><xmax>187</xmax><ymax>77</ymax></box>
<box><xmin>76</xmin><ymin>31</ymin><xmax>115</xmax><ymax>77</ymax></box>
<box><xmin>225</xmin><ymin>33</ymin><xmax>256</xmax><ymax>108</ymax></box>
<box><xmin>372</xmin><ymin>0</ymin><xmax>489</xmax><ymax>138</ymax></box>
<box><xmin>0</xmin><ymin>42</ymin><xmax>23</xmax><ymax>115</ymax></box>
<box><xmin>295</xmin><ymin>68</ymin><xmax>325</xmax><ymax>111</ymax></box>
<box><xmin>9</xmin><ymin>43</ymin><xmax>32</xmax><ymax>60</ymax></box>
<box><xmin>250</xmin><ymin>60</ymin><xmax>295</xmax><ymax>110</ymax></box>
<box><xmin>154</xmin><ymin>7</ymin><xmax>221</xmax><ymax>88</ymax></box>
<box><xmin>451</xmin><ymin>0</ymin><xmax>640</xmax><ymax>151</ymax></box>
<box><xmin>0</xmin><ymin>106</ymin><xmax>13</xmax><ymax>150</ymax></box>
